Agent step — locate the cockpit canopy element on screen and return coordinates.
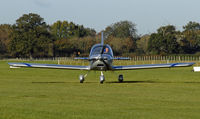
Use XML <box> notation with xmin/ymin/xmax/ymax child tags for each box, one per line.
<box><xmin>90</xmin><ymin>44</ymin><xmax>113</xmax><ymax>57</ymax></box>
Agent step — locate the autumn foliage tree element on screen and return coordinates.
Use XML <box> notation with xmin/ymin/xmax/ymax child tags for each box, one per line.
<box><xmin>0</xmin><ymin>24</ymin><xmax>12</xmax><ymax>57</ymax></box>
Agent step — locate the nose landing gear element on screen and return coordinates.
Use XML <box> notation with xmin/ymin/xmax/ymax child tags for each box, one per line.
<box><xmin>100</xmin><ymin>71</ymin><xmax>105</xmax><ymax>84</ymax></box>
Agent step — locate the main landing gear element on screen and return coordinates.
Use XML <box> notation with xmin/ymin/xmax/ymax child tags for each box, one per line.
<box><xmin>118</xmin><ymin>74</ymin><xmax>123</xmax><ymax>83</ymax></box>
<box><xmin>79</xmin><ymin>74</ymin><xmax>87</xmax><ymax>83</ymax></box>
<box><xmin>79</xmin><ymin>72</ymin><xmax>124</xmax><ymax>84</ymax></box>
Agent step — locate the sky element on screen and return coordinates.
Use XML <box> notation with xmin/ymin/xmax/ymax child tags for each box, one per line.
<box><xmin>0</xmin><ymin>0</ymin><xmax>200</xmax><ymax>35</ymax></box>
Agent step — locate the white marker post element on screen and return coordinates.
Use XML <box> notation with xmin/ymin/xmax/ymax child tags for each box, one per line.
<box><xmin>10</xmin><ymin>66</ymin><xmax>21</xmax><ymax>69</ymax></box>
<box><xmin>193</xmin><ymin>67</ymin><xmax>200</xmax><ymax>72</ymax></box>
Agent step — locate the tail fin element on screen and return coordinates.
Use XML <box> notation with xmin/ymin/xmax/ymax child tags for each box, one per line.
<box><xmin>101</xmin><ymin>32</ymin><xmax>104</xmax><ymax>45</ymax></box>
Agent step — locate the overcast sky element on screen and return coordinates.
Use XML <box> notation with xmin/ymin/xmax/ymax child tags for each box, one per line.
<box><xmin>0</xmin><ymin>0</ymin><xmax>200</xmax><ymax>34</ymax></box>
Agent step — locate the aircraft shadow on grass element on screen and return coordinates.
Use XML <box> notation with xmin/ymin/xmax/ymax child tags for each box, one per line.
<box><xmin>106</xmin><ymin>80</ymin><xmax>200</xmax><ymax>84</ymax></box>
<box><xmin>107</xmin><ymin>80</ymin><xmax>157</xmax><ymax>84</ymax></box>
<box><xmin>31</xmin><ymin>81</ymin><xmax>95</xmax><ymax>84</ymax></box>
<box><xmin>31</xmin><ymin>81</ymin><xmax>200</xmax><ymax>84</ymax></box>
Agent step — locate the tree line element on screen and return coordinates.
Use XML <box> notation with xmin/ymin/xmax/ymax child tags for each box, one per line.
<box><xmin>0</xmin><ymin>13</ymin><xmax>200</xmax><ymax>58</ymax></box>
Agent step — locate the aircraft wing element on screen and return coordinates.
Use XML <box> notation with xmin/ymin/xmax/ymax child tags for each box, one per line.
<box><xmin>8</xmin><ymin>63</ymin><xmax>90</xmax><ymax>70</ymax></box>
<box><xmin>112</xmin><ymin>62</ymin><xmax>195</xmax><ymax>70</ymax></box>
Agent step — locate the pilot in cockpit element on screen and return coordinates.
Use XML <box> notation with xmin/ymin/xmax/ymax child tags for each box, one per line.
<box><xmin>104</xmin><ymin>47</ymin><xmax>109</xmax><ymax>54</ymax></box>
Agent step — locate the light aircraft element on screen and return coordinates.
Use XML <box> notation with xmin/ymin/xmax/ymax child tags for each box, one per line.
<box><xmin>8</xmin><ymin>32</ymin><xmax>195</xmax><ymax>84</ymax></box>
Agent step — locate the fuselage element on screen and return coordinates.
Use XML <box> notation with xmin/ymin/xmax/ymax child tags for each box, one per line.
<box><xmin>89</xmin><ymin>44</ymin><xmax>114</xmax><ymax>71</ymax></box>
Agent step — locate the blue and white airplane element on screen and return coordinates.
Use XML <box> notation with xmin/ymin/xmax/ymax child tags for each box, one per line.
<box><xmin>8</xmin><ymin>32</ymin><xmax>195</xmax><ymax>84</ymax></box>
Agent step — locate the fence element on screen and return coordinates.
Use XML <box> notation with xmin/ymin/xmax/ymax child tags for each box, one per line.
<box><xmin>2</xmin><ymin>56</ymin><xmax>200</xmax><ymax>61</ymax></box>
<box><xmin>130</xmin><ymin>56</ymin><xmax>200</xmax><ymax>61</ymax></box>
<box><xmin>2</xmin><ymin>56</ymin><xmax>200</xmax><ymax>66</ymax></box>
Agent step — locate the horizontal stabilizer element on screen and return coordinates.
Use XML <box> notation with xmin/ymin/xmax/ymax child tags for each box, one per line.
<box><xmin>113</xmin><ymin>57</ymin><xmax>131</xmax><ymax>60</ymax></box>
<box><xmin>74</xmin><ymin>57</ymin><xmax>89</xmax><ymax>60</ymax></box>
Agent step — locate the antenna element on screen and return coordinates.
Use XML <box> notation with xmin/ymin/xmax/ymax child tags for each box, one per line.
<box><xmin>101</xmin><ymin>32</ymin><xmax>104</xmax><ymax>45</ymax></box>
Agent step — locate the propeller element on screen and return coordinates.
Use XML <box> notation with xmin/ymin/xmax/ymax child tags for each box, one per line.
<box><xmin>102</xmin><ymin>58</ymin><xmax>109</xmax><ymax>70</ymax></box>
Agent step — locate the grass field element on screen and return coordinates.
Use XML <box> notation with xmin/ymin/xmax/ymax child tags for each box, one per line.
<box><xmin>0</xmin><ymin>60</ymin><xmax>200</xmax><ymax>119</ymax></box>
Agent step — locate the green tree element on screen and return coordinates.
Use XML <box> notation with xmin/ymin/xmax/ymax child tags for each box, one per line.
<box><xmin>181</xmin><ymin>30</ymin><xmax>200</xmax><ymax>53</ymax></box>
<box><xmin>51</xmin><ymin>21</ymin><xmax>96</xmax><ymax>40</ymax></box>
<box><xmin>180</xmin><ymin>21</ymin><xmax>200</xmax><ymax>53</ymax></box>
<box><xmin>183</xmin><ymin>21</ymin><xmax>200</xmax><ymax>31</ymax></box>
<box><xmin>104</xmin><ymin>21</ymin><xmax>138</xmax><ymax>55</ymax></box>
<box><xmin>104</xmin><ymin>20</ymin><xmax>137</xmax><ymax>39</ymax></box>
<box><xmin>9</xmin><ymin>13</ymin><xmax>53</xmax><ymax>58</ymax></box>
<box><xmin>148</xmin><ymin>25</ymin><xmax>180</xmax><ymax>55</ymax></box>
<box><xmin>51</xmin><ymin>21</ymin><xmax>96</xmax><ymax>56</ymax></box>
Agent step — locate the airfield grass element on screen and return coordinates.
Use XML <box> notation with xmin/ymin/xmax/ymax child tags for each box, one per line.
<box><xmin>0</xmin><ymin>60</ymin><xmax>200</xmax><ymax>119</ymax></box>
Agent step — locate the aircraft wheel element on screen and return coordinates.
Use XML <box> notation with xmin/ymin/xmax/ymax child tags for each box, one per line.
<box><xmin>79</xmin><ymin>75</ymin><xmax>84</xmax><ymax>83</ymax></box>
<box><xmin>100</xmin><ymin>75</ymin><xmax>105</xmax><ymax>84</ymax></box>
<box><xmin>118</xmin><ymin>75</ymin><xmax>123</xmax><ymax>83</ymax></box>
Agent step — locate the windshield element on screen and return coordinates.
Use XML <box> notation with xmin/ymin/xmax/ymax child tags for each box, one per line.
<box><xmin>90</xmin><ymin>45</ymin><xmax>113</xmax><ymax>56</ymax></box>
<box><xmin>92</xmin><ymin>46</ymin><xmax>103</xmax><ymax>55</ymax></box>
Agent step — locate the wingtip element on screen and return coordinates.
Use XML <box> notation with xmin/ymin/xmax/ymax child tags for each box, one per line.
<box><xmin>173</xmin><ymin>62</ymin><xmax>196</xmax><ymax>67</ymax></box>
<box><xmin>190</xmin><ymin>62</ymin><xmax>196</xmax><ymax>66</ymax></box>
<box><xmin>8</xmin><ymin>62</ymin><xmax>15</xmax><ymax>65</ymax></box>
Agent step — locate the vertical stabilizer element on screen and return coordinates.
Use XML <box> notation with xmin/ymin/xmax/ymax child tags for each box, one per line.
<box><xmin>101</xmin><ymin>32</ymin><xmax>104</xmax><ymax>45</ymax></box>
